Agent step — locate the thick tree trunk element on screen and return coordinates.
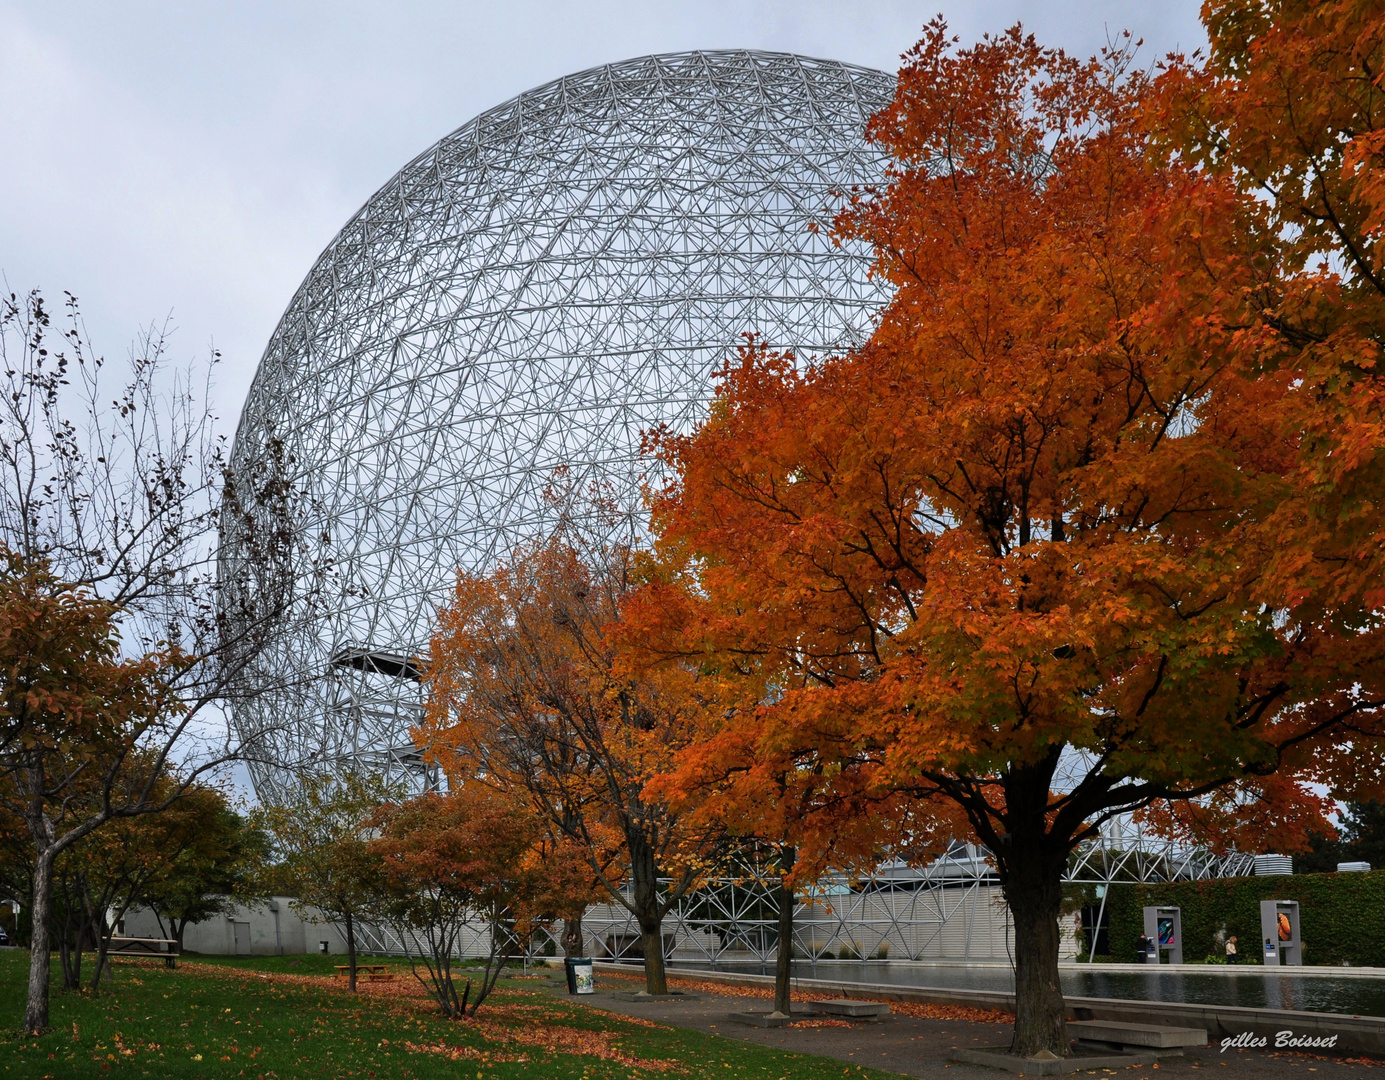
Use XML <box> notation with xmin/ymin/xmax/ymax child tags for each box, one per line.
<box><xmin>771</xmin><ymin>873</ymin><xmax>794</xmax><ymax>1017</ymax></box>
<box><xmin>24</xmin><ymin>848</ymin><xmax>54</xmax><ymax>1035</ymax></box>
<box><xmin>345</xmin><ymin>910</ymin><xmax>358</xmax><ymax>992</ymax></box>
<box><xmin>629</xmin><ymin>840</ymin><xmax>667</xmax><ymax>995</ymax></box>
<box><xmin>1000</xmin><ymin>839</ymin><xmax>1069</xmax><ymax>1058</ymax></box>
<box><xmin>637</xmin><ymin>914</ymin><xmax>667</xmax><ymax>995</ymax></box>
<box><xmin>562</xmin><ymin>914</ymin><xmax>583</xmax><ymax>958</ymax></box>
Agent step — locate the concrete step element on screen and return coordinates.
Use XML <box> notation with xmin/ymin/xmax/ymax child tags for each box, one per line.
<box><xmin>1069</xmin><ymin>1019</ymin><xmax>1207</xmax><ymax>1049</ymax></box>
<box><xmin>953</xmin><ymin>1047</ymin><xmax>1159</xmax><ymax>1075</ymax></box>
<box><xmin>811</xmin><ymin>999</ymin><xmax>890</xmax><ymax>1020</ymax></box>
<box><xmin>728</xmin><ymin>1010</ymin><xmax>811</xmax><ymax>1028</ymax></box>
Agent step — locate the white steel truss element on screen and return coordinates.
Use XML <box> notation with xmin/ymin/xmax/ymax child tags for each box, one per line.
<box><xmin>337</xmin><ymin>832</ymin><xmax>1258</xmax><ymax>965</ymax></box>
<box><xmin>573</xmin><ymin>831</ymin><xmax>1258</xmax><ymax>967</ymax></box>
<box><xmin>218</xmin><ymin>51</ymin><xmax>896</xmax><ymax>800</ymax></box>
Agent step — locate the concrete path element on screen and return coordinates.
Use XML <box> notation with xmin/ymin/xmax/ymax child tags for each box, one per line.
<box><xmin>550</xmin><ymin>978</ymin><xmax>1384</xmax><ymax>1080</ymax></box>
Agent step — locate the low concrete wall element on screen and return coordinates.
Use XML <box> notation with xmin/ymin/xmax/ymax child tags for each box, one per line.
<box><xmin>603</xmin><ymin>964</ymin><xmax>1385</xmax><ymax>1057</ymax></box>
<box><xmin>1060</xmin><ymin>960</ymin><xmax>1385</xmax><ymax>978</ymax></box>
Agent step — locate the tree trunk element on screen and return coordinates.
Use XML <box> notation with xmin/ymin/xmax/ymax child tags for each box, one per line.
<box><xmin>771</xmin><ymin>873</ymin><xmax>794</xmax><ymax>1017</ymax></box>
<box><xmin>344</xmin><ymin>909</ymin><xmax>358</xmax><ymax>992</ymax></box>
<box><xmin>629</xmin><ymin>840</ymin><xmax>667</xmax><ymax>995</ymax></box>
<box><xmin>90</xmin><ymin>898</ymin><xmax>131</xmax><ymax>992</ymax></box>
<box><xmin>1000</xmin><ymin>838</ymin><xmax>1069</xmax><ymax>1058</ymax></box>
<box><xmin>86</xmin><ymin>886</ymin><xmax>111</xmax><ymax>992</ymax></box>
<box><xmin>54</xmin><ymin>874</ymin><xmax>83</xmax><ymax>991</ymax></box>
<box><xmin>57</xmin><ymin>921</ymin><xmax>76</xmax><ymax>991</ymax></box>
<box><xmin>562</xmin><ymin>913</ymin><xmax>583</xmax><ymax>958</ymax></box>
<box><xmin>89</xmin><ymin>933</ymin><xmax>112</xmax><ymax>992</ymax></box>
<box><xmin>637</xmin><ymin>913</ymin><xmax>667</xmax><ymax>995</ymax></box>
<box><xmin>24</xmin><ymin>848</ymin><xmax>54</xmax><ymax>1035</ymax></box>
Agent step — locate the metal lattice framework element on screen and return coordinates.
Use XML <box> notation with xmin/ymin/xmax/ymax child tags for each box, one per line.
<box><xmin>220</xmin><ymin>51</ymin><xmax>897</xmax><ymax>797</ymax></box>
<box><xmin>341</xmin><ymin>832</ymin><xmax>1257</xmax><ymax>966</ymax></box>
<box><xmin>221</xmin><ymin>51</ymin><xmax>1261</xmax><ymax>958</ymax></box>
<box><xmin>574</xmin><ymin>827</ymin><xmax>1258</xmax><ymax>968</ymax></box>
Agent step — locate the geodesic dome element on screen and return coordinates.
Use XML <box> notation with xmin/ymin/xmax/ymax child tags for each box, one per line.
<box><xmin>221</xmin><ymin>50</ymin><xmax>895</xmax><ymax>800</ymax></box>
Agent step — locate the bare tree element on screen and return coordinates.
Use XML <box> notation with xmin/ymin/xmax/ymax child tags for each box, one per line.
<box><xmin>0</xmin><ymin>288</ymin><xmax>319</xmax><ymax>1032</ymax></box>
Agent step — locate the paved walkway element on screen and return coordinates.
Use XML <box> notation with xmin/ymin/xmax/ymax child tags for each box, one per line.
<box><xmin>549</xmin><ymin>978</ymin><xmax>1383</xmax><ymax>1079</ymax></box>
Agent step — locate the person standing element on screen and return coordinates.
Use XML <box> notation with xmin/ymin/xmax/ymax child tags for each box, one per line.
<box><xmin>1226</xmin><ymin>935</ymin><xmax>1239</xmax><ymax>964</ymax></box>
<box><xmin>1136</xmin><ymin>932</ymin><xmax>1152</xmax><ymax>962</ymax></box>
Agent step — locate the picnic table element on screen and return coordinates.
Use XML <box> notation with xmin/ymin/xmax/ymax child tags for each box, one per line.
<box><xmin>334</xmin><ymin>964</ymin><xmax>395</xmax><ymax>982</ymax></box>
<box><xmin>107</xmin><ymin>937</ymin><xmax>179</xmax><ymax>969</ymax></box>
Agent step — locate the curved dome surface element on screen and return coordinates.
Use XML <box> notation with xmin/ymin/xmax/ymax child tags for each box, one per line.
<box><xmin>223</xmin><ymin>50</ymin><xmax>894</xmax><ymax>798</ymax></box>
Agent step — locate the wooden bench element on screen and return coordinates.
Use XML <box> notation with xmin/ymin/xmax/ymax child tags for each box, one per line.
<box><xmin>334</xmin><ymin>964</ymin><xmax>395</xmax><ymax>982</ymax></box>
<box><xmin>107</xmin><ymin>937</ymin><xmax>179</xmax><ymax>969</ymax></box>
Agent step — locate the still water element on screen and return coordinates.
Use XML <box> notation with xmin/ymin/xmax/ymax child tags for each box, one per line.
<box><xmin>670</xmin><ymin>960</ymin><xmax>1385</xmax><ymax>1017</ymax></box>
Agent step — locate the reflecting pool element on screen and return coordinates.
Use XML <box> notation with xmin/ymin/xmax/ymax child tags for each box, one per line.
<box><xmin>668</xmin><ymin>960</ymin><xmax>1385</xmax><ymax>1017</ymax></box>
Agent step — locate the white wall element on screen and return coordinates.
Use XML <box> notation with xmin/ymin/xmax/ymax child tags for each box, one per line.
<box><xmin>123</xmin><ymin>897</ymin><xmax>339</xmax><ymax>956</ymax></box>
<box><xmin>124</xmin><ymin>889</ymin><xmax>1081</xmax><ymax>961</ymax></box>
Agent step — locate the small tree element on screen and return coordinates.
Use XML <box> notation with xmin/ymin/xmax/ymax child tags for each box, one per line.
<box><xmin>0</xmin><ymin>555</ymin><xmax>178</xmax><ymax>1032</ymax></box>
<box><xmin>420</xmin><ymin>538</ymin><xmax>747</xmax><ymax>995</ymax></box>
<box><xmin>136</xmin><ymin>790</ymin><xmax>269</xmax><ymax>952</ymax></box>
<box><xmin>46</xmin><ymin>769</ymin><xmax>238</xmax><ymax>990</ymax></box>
<box><xmin>260</xmin><ymin>772</ymin><xmax>388</xmax><ymax>991</ymax></box>
<box><xmin>0</xmin><ymin>289</ymin><xmax>318</xmax><ymax>1032</ymax></box>
<box><xmin>370</xmin><ymin>788</ymin><xmax>570</xmax><ymax>1018</ymax></box>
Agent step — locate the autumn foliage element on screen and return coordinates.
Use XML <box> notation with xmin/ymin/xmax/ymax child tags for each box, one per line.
<box><xmin>634</xmin><ymin>9</ymin><xmax>1385</xmax><ymax>1058</ymax></box>
<box><xmin>369</xmin><ymin>787</ymin><xmax>574</xmax><ymax>1018</ymax></box>
<box><xmin>419</xmin><ymin>539</ymin><xmax>750</xmax><ymax>995</ymax></box>
<box><xmin>403</xmin><ymin>2</ymin><xmax>1385</xmax><ymax>1056</ymax></box>
<box><xmin>0</xmin><ymin>552</ymin><xmax>181</xmax><ymax>1033</ymax></box>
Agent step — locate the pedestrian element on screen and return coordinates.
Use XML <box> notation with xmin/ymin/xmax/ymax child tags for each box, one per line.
<box><xmin>1225</xmin><ymin>935</ymin><xmax>1239</xmax><ymax>964</ymax></box>
<box><xmin>1136</xmin><ymin>932</ymin><xmax>1151</xmax><ymax>962</ymax></box>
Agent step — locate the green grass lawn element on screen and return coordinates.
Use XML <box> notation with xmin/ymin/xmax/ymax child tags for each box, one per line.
<box><xmin>0</xmin><ymin>950</ymin><xmax>896</xmax><ymax>1079</ymax></box>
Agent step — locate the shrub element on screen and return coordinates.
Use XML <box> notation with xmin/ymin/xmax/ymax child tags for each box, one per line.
<box><xmin>1104</xmin><ymin>870</ymin><xmax>1385</xmax><ymax>966</ymax></box>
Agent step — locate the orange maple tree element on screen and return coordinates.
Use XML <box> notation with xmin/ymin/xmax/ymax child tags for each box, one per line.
<box><xmin>637</xmin><ymin>13</ymin><xmax>1385</xmax><ymax>1058</ymax></box>
<box><xmin>418</xmin><ymin>539</ymin><xmax>751</xmax><ymax>995</ymax></box>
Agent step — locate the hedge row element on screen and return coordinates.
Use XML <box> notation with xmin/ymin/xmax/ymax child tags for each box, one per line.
<box><xmin>1102</xmin><ymin>869</ymin><xmax>1385</xmax><ymax>967</ymax></box>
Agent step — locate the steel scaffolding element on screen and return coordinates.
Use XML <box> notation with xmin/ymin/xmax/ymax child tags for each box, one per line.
<box><xmin>218</xmin><ymin>51</ymin><xmax>896</xmax><ymax>800</ymax></box>
<box><xmin>574</xmin><ymin>829</ymin><xmax>1257</xmax><ymax>967</ymax></box>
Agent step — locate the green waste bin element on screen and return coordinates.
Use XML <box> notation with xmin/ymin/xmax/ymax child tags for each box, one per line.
<box><xmin>564</xmin><ymin>957</ymin><xmax>595</xmax><ymax>994</ymax></box>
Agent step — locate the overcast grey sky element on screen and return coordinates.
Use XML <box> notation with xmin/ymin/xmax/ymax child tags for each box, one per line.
<box><xmin>0</xmin><ymin>2</ymin><xmax>1208</xmax><ymax>801</ymax></box>
<box><xmin>1</xmin><ymin>1</ymin><xmax>1205</xmax><ymax>429</ymax></box>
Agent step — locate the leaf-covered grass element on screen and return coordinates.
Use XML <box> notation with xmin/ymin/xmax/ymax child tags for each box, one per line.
<box><xmin>0</xmin><ymin>950</ymin><xmax>897</xmax><ymax>1079</ymax></box>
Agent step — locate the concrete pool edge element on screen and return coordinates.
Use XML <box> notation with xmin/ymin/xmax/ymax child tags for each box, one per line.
<box><xmin>669</xmin><ymin>958</ymin><xmax>1385</xmax><ymax>978</ymax></box>
<box><xmin>1061</xmin><ymin>961</ymin><xmax>1385</xmax><ymax>979</ymax></box>
<box><xmin>594</xmin><ymin>963</ymin><xmax>1385</xmax><ymax>1057</ymax></box>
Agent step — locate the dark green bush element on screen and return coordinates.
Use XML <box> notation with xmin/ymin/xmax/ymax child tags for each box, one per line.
<box><xmin>1102</xmin><ymin>869</ymin><xmax>1385</xmax><ymax>966</ymax></box>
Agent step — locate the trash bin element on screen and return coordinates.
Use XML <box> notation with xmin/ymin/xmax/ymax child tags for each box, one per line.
<box><xmin>564</xmin><ymin>957</ymin><xmax>595</xmax><ymax>995</ymax></box>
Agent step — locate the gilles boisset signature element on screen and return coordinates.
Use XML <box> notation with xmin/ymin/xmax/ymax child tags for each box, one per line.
<box><xmin>1221</xmin><ymin>1031</ymin><xmax>1339</xmax><ymax>1052</ymax></box>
